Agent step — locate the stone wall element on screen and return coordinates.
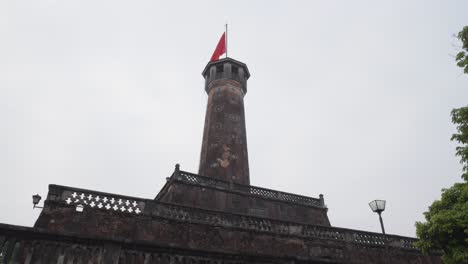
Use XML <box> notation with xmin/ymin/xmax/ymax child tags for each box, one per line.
<box><xmin>199</xmin><ymin>58</ymin><xmax>251</xmax><ymax>185</ymax></box>
<box><xmin>0</xmin><ymin>224</ymin><xmax>334</xmax><ymax>264</ymax></box>
<box><xmin>156</xmin><ymin>169</ymin><xmax>330</xmax><ymax>226</ymax></box>
<box><xmin>31</xmin><ymin>184</ymin><xmax>442</xmax><ymax>264</ymax></box>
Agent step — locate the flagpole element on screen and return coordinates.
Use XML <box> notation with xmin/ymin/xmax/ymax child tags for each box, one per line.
<box><xmin>225</xmin><ymin>23</ymin><xmax>228</xmax><ymax>58</ymax></box>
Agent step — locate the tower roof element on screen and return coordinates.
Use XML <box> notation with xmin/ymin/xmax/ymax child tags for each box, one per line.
<box><xmin>202</xmin><ymin>57</ymin><xmax>250</xmax><ymax>79</ymax></box>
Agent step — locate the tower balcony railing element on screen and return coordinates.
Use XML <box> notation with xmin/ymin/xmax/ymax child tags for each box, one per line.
<box><xmin>172</xmin><ymin>170</ymin><xmax>324</xmax><ymax>208</ymax></box>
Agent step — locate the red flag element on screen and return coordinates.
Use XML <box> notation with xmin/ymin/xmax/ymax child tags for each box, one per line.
<box><xmin>210</xmin><ymin>32</ymin><xmax>226</xmax><ymax>62</ymax></box>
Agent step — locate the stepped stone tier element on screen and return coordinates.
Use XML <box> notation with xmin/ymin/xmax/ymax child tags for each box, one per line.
<box><xmin>0</xmin><ymin>58</ymin><xmax>442</xmax><ymax>263</ymax></box>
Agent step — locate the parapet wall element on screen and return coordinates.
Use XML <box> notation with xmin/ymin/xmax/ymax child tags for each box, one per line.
<box><xmin>156</xmin><ymin>169</ymin><xmax>330</xmax><ymax>226</ymax></box>
<box><xmin>31</xmin><ymin>184</ymin><xmax>442</xmax><ymax>264</ymax></box>
<box><xmin>0</xmin><ymin>223</ymin><xmax>332</xmax><ymax>264</ymax></box>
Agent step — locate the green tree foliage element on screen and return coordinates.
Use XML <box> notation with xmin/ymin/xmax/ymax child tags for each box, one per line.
<box><xmin>452</xmin><ymin>107</ymin><xmax>468</xmax><ymax>182</ymax></box>
<box><xmin>415</xmin><ymin>27</ymin><xmax>468</xmax><ymax>264</ymax></box>
<box><xmin>456</xmin><ymin>26</ymin><xmax>468</xmax><ymax>74</ymax></box>
<box><xmin>415</xmin><ymin>182</ymin><xmax>468</xmax><ymax>263</ymax></box>
<box><xmin>415</xmin><ymin>107</ymin><xmax>468</xmax><ymax>263</ymax></box>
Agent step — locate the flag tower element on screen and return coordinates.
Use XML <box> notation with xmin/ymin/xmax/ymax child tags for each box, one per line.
<box><xmin>199</xmin><ymin>56</ymin><xmax>251</xmax><ymax>185</ymax></box>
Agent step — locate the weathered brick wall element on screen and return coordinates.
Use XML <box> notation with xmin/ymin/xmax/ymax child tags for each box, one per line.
<box><xmin>31</xmin><ymin>184</ymin><xmax>441</xmax><ymax>264</ymax></box>
<box><xmin>158</xmin><ymin>180</ymin><xmax>330</xmax><ymax>226</ymax></box>
<box><xmin>2</xmin><ymin>224</ymin><xmax>335</xmax><ymax>264</ymax></box>
<box><xmin>199</xmin><ymin>59</ymin><xmax>251</xmax><ymax>186</ymax></box>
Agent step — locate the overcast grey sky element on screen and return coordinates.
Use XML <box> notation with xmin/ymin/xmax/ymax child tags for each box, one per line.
<box><xmin>1</xmin><ymin>0</ymin><xmax>467</xmax><ymax>237</ymax></box>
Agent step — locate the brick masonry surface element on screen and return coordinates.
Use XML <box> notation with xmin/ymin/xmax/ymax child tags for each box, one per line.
<box><xmin>26</xmin><ymin>183</ymin><xmax>442</xmax><ymax>264</ymax></box>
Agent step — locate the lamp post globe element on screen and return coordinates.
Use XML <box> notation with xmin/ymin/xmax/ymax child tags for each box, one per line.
<box><xmin>32</xmin><ymin>194</ymin><xmax>42</xmax><ymax>209</ymax></box>
<box><xmin>369</xmin><ymin>199</ymin><xmax>386</xmax><ymax>234</ymax></box>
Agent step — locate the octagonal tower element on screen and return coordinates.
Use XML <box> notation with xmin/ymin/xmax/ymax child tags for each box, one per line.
<box><xmin>198</xmin><ymin>58</ymin><xmax>251</xmax><ymax>185</ymax></box>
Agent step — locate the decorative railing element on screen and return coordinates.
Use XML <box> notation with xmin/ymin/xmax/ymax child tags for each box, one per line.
<box><xmin>151</xmin><ymin>202</ymin><xmax>419</xmax><ymax>250</ymax></box>
<box><xmin>178</xmin><ymin>171</ymin><xmax>230</xmax><ymax>189</ymax></box>
<box><xmin>50</xmin><ymin>185</ymin><xmax>146</xmax><ymax>215</ymax></box>
<box><xmin>176</xmin><ymin>170</ymin><xmax>324</xmax><ymax>208</ymax></box>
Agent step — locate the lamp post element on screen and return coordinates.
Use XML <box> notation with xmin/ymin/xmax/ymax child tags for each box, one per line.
<box><xmin>369</xmin><ymin>199</ymin><xmax>386</xmax><ymax>234</ymax></box>
<box><xmin>32</xmin><ymin>194</ymin><xmax>43</xmax><ymax>209</ymax></box>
